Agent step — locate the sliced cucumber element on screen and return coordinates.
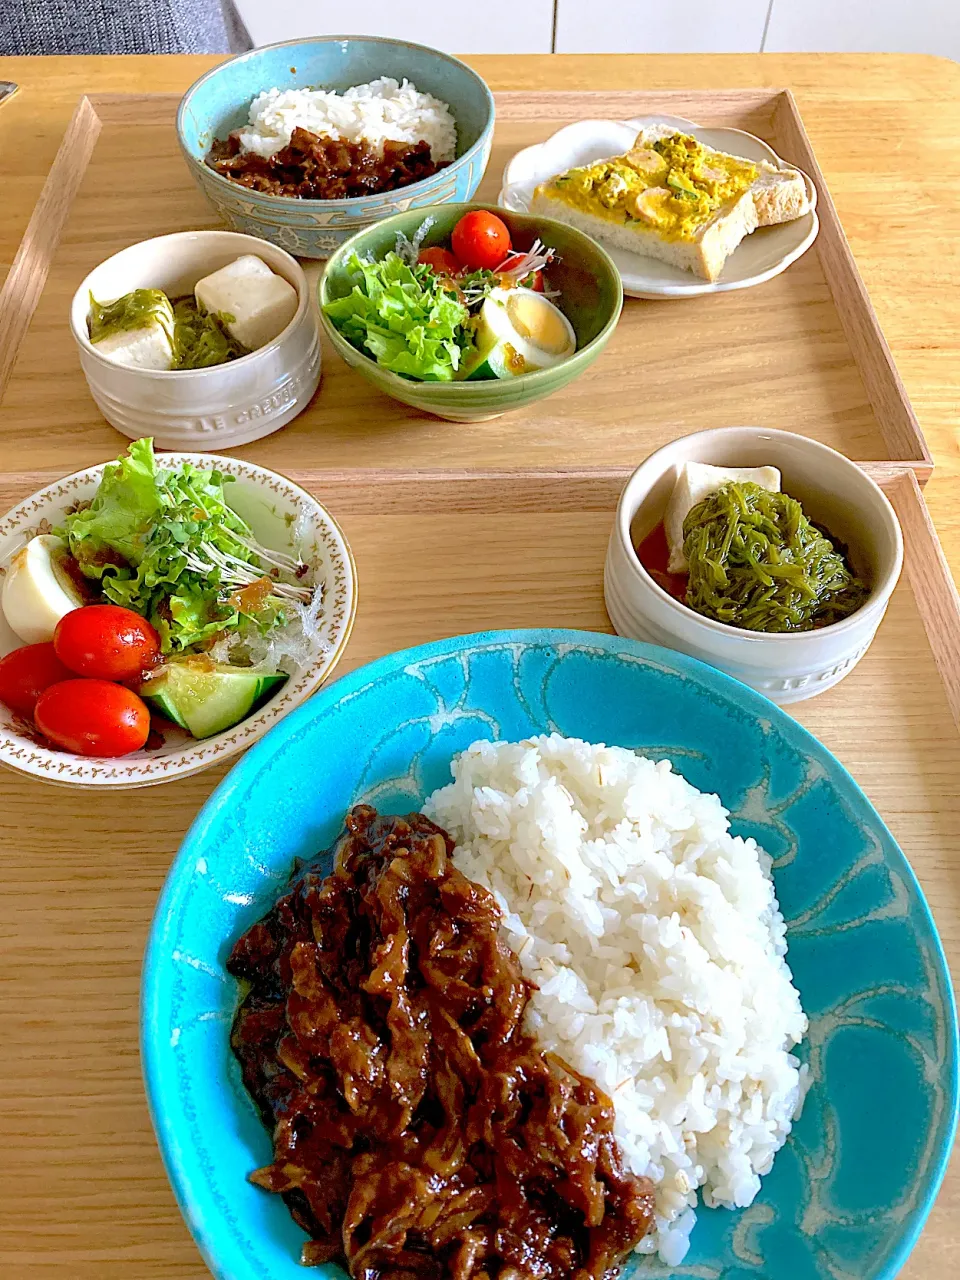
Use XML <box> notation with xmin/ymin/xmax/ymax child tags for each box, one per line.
<box><xmin>142</xmin><ymin>661</ymin><xmax>287</xmax><ymax>739</ymax></box>
<box><xmin>145</xmin><ymin>687</ymin><xmax>190</xmax><ymax>730</ymax></box>
<box><xmin>459</xmin><ymin>326</ymin><xmax>500</xmax><ymax>381</ymax></box>
<box><xmin>462</xmin><ymin>342</ymin><xmax>521</xmax><ymax>381</ymax></box>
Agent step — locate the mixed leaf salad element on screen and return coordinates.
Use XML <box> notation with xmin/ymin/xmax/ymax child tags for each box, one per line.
<box><xmin>322</xmin><ymin>211</ymin><xmax>578</xmax><ymax>382</ymax></box>
<box><xmin>0</xmin><ymin>438</ymin><xmax>323</xmax><ymax>757</ymax></box>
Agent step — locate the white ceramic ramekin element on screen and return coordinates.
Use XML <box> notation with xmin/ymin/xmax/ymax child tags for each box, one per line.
<box><xmin>604</xmin><ymin>427</ymin><xmax>904</xmax><ymax>704</ymax></box>
<box><xmin>70</xmin><ymin>230</ymin><xmax>321</xmax><ymax>450</ymax></box>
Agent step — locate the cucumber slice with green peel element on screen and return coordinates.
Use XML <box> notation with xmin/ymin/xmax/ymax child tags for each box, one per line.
<box><xmin>145</xmin><ymin>688</ymin><xmax>190</xmax><ymax>730</ymax></box>
<box><xmin>462</xmin><ymin>347</ymin><xmax>513</xmax><ymax>381</ymax></box>
<box><xmin>459</xmin><ymin>327</ymin><xmax>500</xmax><ymax>381</ymax></box>
<box><xmin>142</xmin><ymin>662</ymin><xmax>287</xmax><ymax>739</ymax></box>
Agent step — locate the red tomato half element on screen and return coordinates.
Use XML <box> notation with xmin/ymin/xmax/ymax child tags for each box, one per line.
<box><xmin>35</xmin><ymin>679</ymin><xmax>151</xmax><ymax>757</ymax></box>
<box><xmin>418</xmin><ymin>246</ymin><xmax>462</xmax><ymax>276</ymax></box>
<box><xmin>0</xmin><ymin>642</ymin><xmax>74</xmax><ymax>719</ymax></box>
<box><xmin>54</xmin><ymin>604</ymin><xmax>161</xmax><ymax>682</ymax></box>
<box><xmin>451</xmin><ymin>211</ymin><xmax>512</xmax><ymax>272</ymax></box>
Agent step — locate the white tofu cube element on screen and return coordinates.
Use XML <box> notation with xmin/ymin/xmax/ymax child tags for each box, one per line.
<box><xmin>664</xmin><ymin>462</ymin><xmax>781</xmax><ymax>573</ymax></box>
<box><xmin>194</xmin><ymin>255</ymin><xmax>298</xmax><ymax>352</ymax></box>
<box><xmin>92</xmin><ymin>319</ymin><xmax>174</xmax><ymax>370</ymax></box>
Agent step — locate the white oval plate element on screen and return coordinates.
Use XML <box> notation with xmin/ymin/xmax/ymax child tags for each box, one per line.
<box><xmin>500</xmin><ymin>114</ymin><xmax>820</xmax><ymax>299</ymax></box>
<box><xmin>0</xmin><ymin>455</ymin><xmax>357</xmax><ymax>788</ymax></box>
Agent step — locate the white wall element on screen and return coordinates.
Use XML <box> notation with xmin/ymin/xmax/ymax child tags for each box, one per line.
<box><xmin>232</xmin><ymin>0</ymin><xmax>960</xmax><ymax>61</ymax></box>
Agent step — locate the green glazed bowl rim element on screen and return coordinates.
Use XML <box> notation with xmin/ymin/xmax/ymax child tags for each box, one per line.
<box><xmin>318</xmin><ymin>202</ymin><xmax>625</xmax><ymax>396</ymax></box>
<box><xmin>176</xmin><ymin>35</ymin><xmax>496</xmax><ymax>210</ymax></box>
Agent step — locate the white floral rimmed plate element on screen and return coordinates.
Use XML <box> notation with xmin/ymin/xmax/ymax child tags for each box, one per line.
<box><xmin>499</xmin><ymin>114</ymin><xmax>820</xmax><ymax>299</ymax></box>
<box><xmin>0</xmin><ymin>454</ymin><xmax>357</xmax><ymax>789</ymax></box>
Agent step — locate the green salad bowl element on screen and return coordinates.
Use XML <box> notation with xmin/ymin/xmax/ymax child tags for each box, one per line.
<box><xmin>318</xmin><ymin>203</ymin><xmax>624</xmax><ymax>422</ymax></box>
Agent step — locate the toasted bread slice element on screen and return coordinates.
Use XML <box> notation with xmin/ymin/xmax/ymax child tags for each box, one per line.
<box><xmin>531</xmin><ymin>128</ymin><xmax>810</xmax><ymax>283</ymax></box>
<box><xmin>750</xmin><ymin>165</ymin><xmax>809</xmax><ymax>228</ymax></box>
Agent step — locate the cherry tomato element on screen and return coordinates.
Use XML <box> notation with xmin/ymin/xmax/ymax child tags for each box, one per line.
<box><xmin>35</xmin><ymin>679</ymin><xmax>150</xmax><ymax>757</ymax></box>
<box><xmin>0</xmin><ymin>642</ymin><xmax>74</xmax><ymax>719</ymax></box>
<box><xmin>418</xmin><ymin>246</ymin><xmax>462</xmax><ymax>276</ymax></box>
<box><xmin>450</xmin><ymin>211</ymin><xmax>512</xmax><ymax>272</ymax></box>
<box><xmin>54</xmin><ymin>604</ymin><xmax>161</xmax><ymax>682</ymax></box>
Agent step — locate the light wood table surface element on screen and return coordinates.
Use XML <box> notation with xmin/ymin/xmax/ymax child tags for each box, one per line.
<box><xmin>0</xmin><ymin>53</ymin><xmax>959</xmax><ymax>584</ymax></box>
<box><xmin>0</xmin><ymin>52</ymin><xmax>957</xmax><ymax>1280</ymax></box>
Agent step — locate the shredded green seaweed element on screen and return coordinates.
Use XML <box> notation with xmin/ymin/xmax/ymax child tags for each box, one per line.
<box><xmin>88</xmin><ymin>289</ymin><xmax>248</xmax><ymax>370</ymax></box>
<box><xmin>682</xmin><ymin>481</ymin><xmax>868</xmax><ymax>633</ymax></box>
<box><xmin>88</xmin><ymin>288</ymin><xmax>174</xmax><ymax>345</ymax></box>
<box><xmin>171</xmin><ymin>296</ymin><xmax>248</xmax><ymax>369</ymax></box>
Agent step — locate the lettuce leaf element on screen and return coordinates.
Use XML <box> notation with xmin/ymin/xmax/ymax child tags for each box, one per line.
<box><xmin>323</xmin><ymin>251</ymin><xmax>473</xmax><ymax>381</ymax></box>
<box><xmin>63</xmin><ymin>435</ymin><xmax>161</xmax><ymax>573</ymax></box>
<box><xmin>60</xmin><ymin>438</ymin><xmax>288</xmax><ymax>654</ymax></box>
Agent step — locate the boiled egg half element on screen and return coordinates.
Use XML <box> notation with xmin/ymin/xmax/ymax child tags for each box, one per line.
<box><xmin>463</xmin><ymin>287</ymin><xmax>577</xmax><ymax>380</ymax></box>
<box><xmin>1</xmin><ymin>535</ymin><xmax>85</xmax><ymax>643</ymax></box>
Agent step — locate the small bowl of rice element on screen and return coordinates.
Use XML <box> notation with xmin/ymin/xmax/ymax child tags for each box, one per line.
<box><xmin>177</xmin><ymin>36</ymin><xmax>495</xmax><ymax>259</ymax></box>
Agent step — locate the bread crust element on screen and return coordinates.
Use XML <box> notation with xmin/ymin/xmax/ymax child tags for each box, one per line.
<box><xmin>532</xmin><ymin>137</ymin><xmax>810</xmax><ymax>282</ymax></box>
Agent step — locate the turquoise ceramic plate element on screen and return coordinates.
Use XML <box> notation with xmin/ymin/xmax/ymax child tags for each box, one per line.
<box><xmin>142</xmin><ymin>630</ymin><xmax>958</xmax><ymax>1280</ymax></box>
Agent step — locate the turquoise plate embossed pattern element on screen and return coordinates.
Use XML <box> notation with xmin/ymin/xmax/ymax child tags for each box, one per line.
<box><xmin>142</xmin><ymin>630</ymin><xmax>958</xmax><ymax>1280</ymax></box>
<box><xmin>177</xmin><ymin>37</ymin><xmax>495</xmax><ymax>259</ymax></box>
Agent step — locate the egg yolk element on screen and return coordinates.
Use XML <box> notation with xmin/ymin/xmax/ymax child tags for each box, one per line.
<box><xmin>505</xmin><ymin>293</ymin><xmax>570</xmax><ymax>355</ymax></box>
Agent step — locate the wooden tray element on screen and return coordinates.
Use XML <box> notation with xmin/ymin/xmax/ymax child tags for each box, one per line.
<box><xmin>0</xmin><ymin>88</ymin><xmax>930</xmax><ymax>478</ymax></box>
<box><xmin>0</xmin><ymin>465</ymin><xmax>956</xmax><ymax>1278</ymax></box>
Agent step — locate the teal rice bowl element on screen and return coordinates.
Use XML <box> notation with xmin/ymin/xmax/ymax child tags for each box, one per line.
<box><xmin>177</xmin><ymin>37</ymin><xmax>495</xmax><ymax>259</ymax></box>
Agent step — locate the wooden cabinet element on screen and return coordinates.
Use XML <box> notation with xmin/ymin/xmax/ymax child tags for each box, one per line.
<box><xmin>232</xmin><ymin>0</ymin><xmax>959</xmax><ymax>60</ymax></box>
<box><xmin>231</xmin><ymin>0</ymin><xmax>556</xmax><ymax>54</ymax></box>
<box><xmin>554</xmin><ymin>0</ymin><xmax>769</xmax><ymax>54</ymax></box>
<box><xmin>764</xmin><ymin>0</ymin><xmax>960</xmax><ymax>59</ymax></box>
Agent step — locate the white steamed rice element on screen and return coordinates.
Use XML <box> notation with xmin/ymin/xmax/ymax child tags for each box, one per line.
<box><xmin>235</xmin><ymin>77</ymin><xmax>457</xmax><ymax>162</ymax></box>
<box><xmin>425</xmin><ymin>734</ymin><xmax>808</xmax><ymax>1266</ymax></box>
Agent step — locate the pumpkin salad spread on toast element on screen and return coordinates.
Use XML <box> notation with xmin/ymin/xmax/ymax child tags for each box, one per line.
<box><xmin>532</xmin><ymin>128</ymin><xmax>809</xmax><ymax>282</ymax></box>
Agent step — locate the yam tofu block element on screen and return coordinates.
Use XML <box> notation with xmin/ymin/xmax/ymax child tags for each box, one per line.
<box><xmin>93</xmin><ymin>321</ymin><xmax>174</xmax><ymax>371</ymax></box>
<box><xmin>665</xmin><ymin>462</ymin><xmax>781</xmax><ymax>573</ymax></box>
<box><xmin>194</xmin><ymin>255</ymin><xmax>298</xmax><ymax>351</ymax></box>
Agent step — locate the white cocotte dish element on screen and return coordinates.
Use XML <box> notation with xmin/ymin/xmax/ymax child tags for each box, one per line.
<box><xmin>70</xmin><ymin>230</ymin><xmax>321</xmax><ymax>450</ymax></box>
<box><xmin>604</xmin><ymin>427</ymin><xmax>903</xmax><ymax>704</ymax></box>
<box><xmin>500</xmin><ymin>115</ymin><xmax>819</xmax><ymax>300</ymax></box>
